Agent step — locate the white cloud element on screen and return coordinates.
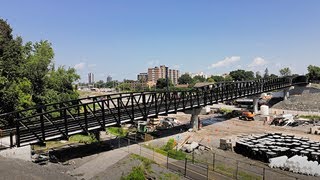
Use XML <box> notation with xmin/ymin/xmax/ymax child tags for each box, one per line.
<box><xmin>173</xmin><ymin>64</ymin><xmax>182</xmax><ymax>69</ymax></box>
<box><xmin>74</xmin><ymin>62</ymin><xmax>86</xmax><ymax>70</ymax></box>
<box><xmin>208</xmin><ymin>56</ymin><xmax>240</xmax><ymax>69</ymax></box>
<box><xmin>248</xmin><ymin>57</ymin><xmax>268</xmax><ymax>68</ymax></box>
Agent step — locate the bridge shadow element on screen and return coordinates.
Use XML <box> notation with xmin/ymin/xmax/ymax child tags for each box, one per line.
<box><xmin>46</xmin><ymin>116</ymin><xmax>229</xmax><ymax>162</ymax></box>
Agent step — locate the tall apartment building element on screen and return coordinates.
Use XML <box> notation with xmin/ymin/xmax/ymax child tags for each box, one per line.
<box><xmin>107</xmin><ymin>75</ymin><xmax>112</xmax><ymax>82</ymax></box>
<box><xmin>137</xmin><ymin>73</ymin><xmax>148</xmax><ymax>82</ymax></box>
<box><xmin>147</xmin><ymin>65</ymin><xmax>180</xmax><ymax>85</ymax></box>
<box><xmin>88</xmin><ymin>73</ymin><xmax>94</xmax><ymax>84</ymax></box>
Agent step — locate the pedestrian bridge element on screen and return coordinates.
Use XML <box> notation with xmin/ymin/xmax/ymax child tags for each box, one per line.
<box><xmin>0</xmin><ymin>76</ymin><xmax>308</xmax><ymax>147</ymax></box>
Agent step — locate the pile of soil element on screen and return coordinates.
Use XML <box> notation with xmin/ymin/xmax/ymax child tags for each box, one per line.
<box><xmin>273</xmin><ymin>93</ymin><xmax>320</xmax><ymax>112</ymax></box>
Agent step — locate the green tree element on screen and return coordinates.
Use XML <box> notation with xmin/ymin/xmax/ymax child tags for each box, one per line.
<box><xmin>207</xmin><ymin>77</ymin><xmax>214</xmax><ymax>83</ymax></box>
<box><xmin>178</xmin><ymin>73</ymin><xmax>193</xmax><ymax>84</ymax></box>
<box><xmin>210</xmin><ymin>75</ymin><xmax>224</xmax><ymax>82</ymax></box>
<box><xmin>269</xmin><ymin>74</ymin><xmax>279</xmax><ymax>79</ymax></box>
<box><xmin>156</xmin><ymin>78</ymin><xmax>173</xmax><ymax>89</ymax></box>
<box><xmin>193</xmin><ymin>75</ymin><xmax>206</xmax><ymax>83</ymax></box>
<box><xmin>307</xmin><ymin>65</ymin><xmax>320</xmax><ymax>80</ymax></box>
<box><xmin>279</xmin><ymin>67</ymin><xmax>292</xmax><ymax>77</ymax></box>
<box><xmin>117</xmin><ymin>83</ymin><xmax>132</xmax><ymax>92</ymax></box>
<box><xmin>0</xmin><ymin>19</ymin><xmax>80</xmax><ymax>117</ymax></box>
<box><xmin>255</xmin><ymin>71</ymin><xmax>262</xmax><ymax>79</ymax></box>
<box><xmin>229</xmin><ymin>69</ymin><xmax>254</xmax><ymax>81</ymax></box>
<box><xmin>96</xmin><ymin>80</ymin><xmax>104</xmax><ymax>88</ymax></box>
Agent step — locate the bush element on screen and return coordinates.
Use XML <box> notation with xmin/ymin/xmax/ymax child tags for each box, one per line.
<box><xmin>161</xmin><ymin>138</ymin><xmax>176</xmax><ymax>151</ymax></box>
<box><xmin>68</xmin><ymin>134</ymin><xmax>98</xmax><ymax>144</ymax></box>
<box><xmin>121</xmin><ymin>166</ymin><xmax>145</xmax><ymax>180</ymax></box>
<box><xmin>106</xmin><ymin>127</ymin><xmax>128</xmax><ymax>137</ymax></box>
<box><xmin>167</xmin><ymin>149</ymin><xmax>186</xmax><ymax>160</ymax></box>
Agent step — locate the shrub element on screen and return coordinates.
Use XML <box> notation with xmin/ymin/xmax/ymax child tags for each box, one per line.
<box><xmin>121</xmin><ymin>166</ymin><xmax>145</xmax><ymax>180</ymax></box>
<box><xmin>68</xmin><ymin>134</ymin><xmax>98</xmax><ymax>144</ymax></box>
<box><xmin>106</xmin><ymin>127</ymin><xmax>128</xmax><ymax>137</ymax></box>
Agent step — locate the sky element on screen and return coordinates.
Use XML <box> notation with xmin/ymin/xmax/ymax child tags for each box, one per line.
<box><xmin>1</xmin><ymin>0</ymin><xmax>320</xmax><ymax>82</ymax></box>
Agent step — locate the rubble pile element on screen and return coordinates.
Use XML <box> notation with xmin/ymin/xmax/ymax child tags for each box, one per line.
<box><xmin>273</xmin><ymin>93</ymin><xmax>320</xmax><ymax>112</ymax></box>
<box><xmin>235</xmin><ymin>133</ymin><xmax>320</xmax><ymax>163</ymax></box>
<box><xmin>180</xmin><ymin>141</ymin><xmax>211</xmax><ymax>153</ymax></box>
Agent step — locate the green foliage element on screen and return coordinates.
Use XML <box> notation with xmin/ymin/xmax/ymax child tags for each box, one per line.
<box><xmin>117</xmin><ymin>83</ymin><xmax>133</xmax><ymax>92</ymax></box>
<box><xmin>156</xmin><ymin>78</ymin><xmax>173</xmax><ymax>89</ymax></box>
<box><xmin>299</xmin><ymin>115</ymin><xmax>320</xmax><ymax>120</ymax></box>
<box><xmin>178</xmin><ymin>73</ymin><xmax>193</xmax><ymax>84</ymax></box>
<box><xmin>0</xmin><ymin>19</ymin><xmax>80</xmax><ymax>117</ymax></box>
<box><xmin>229</xmin><ymin>69</ymin><xmax>255</xmax><ymax>81</ymax></box>
<box><xmin>255</xmin><ymin>71</ymin><xmax>262</xmax><ymax>79</ymax></box>
<box><xmin>219</xmin><ymin>108</ymin><xmax>233</xmax><ymax>114</ymax></box>
<box><xmin>307</xmin><ymin>65</ymin><xmax>320</xmax><ymax>80</ymax></box>
<box><xmin>106</xmin><ymin>127</ymin><xmax>128</xmax><ymax>137</ymax></box>
<box><xmin>162</xmin><ymin>138</ymin><xmax>175</xmax><ymax>151</ymax></box>
<box><xmin>68</xmin><ymin>134</ymin><xmax>98</xmax><ymax>144</ymax></box>
<box><xmin>279</xmin><ymin>67</ymin><xmax>292</xmax><ymax>77</ymax></box>
<box><xmin>167</xmin><ymin>149</ymin><xmax>186</xmax><ymax>160</ymax></box>
<box><xmin>130</xmin><ymin>154</ymin><xmax>155</xmax><ymax>173</ymax></box>
<box><xmin>160</xmin><ymin>173</ymin><xmax>180</xmax><ymax>180</ymax></box>
<box><xmin>269</xmin><ymin>74</ymin><xmax>278</xmax><ymax>79</ymax></box>
<box><xmin>193</xmin><ymin>75</ymin><xmax>206</xmax><ymax>83</ymax></box>
<box><xmin>121</xmin><ymin>166</ymin><xmax>145</xmax><ymax>180</ymax></box>
<box><xmin>264</xmin><ymin>68</ymin><xmax>269</xmax><ymax>78</ymax></box>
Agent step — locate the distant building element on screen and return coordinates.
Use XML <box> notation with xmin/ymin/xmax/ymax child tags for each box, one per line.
<box><xmin>147</xmin><ymin>65</ymin><xmax>180</xmax><ymax>85</ymax></box>
<box><xmin>107</xmin><ymin>75</ymin><xmax>112</xmax><ymax>82</ymax></box>
<box><xmin>137</xmin><ymin>73</ymin><xmax>148</xmax><ymax>82</ymax></box>
<box><xmin>88</xmin><ymin>73</ymin><xmax>94</xmax><ymax>84</ymax></box>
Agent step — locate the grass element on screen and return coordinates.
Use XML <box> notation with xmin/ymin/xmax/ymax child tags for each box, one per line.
<box><xmin>215</xmin><ymin>164</ymin><xmax>235</xmax><ymax>178</ymax></box>
<box><xmin>33</xmin><ymin>140</ymin><xmax>71</xmax><ymax>151</ymax></box>
<box><xmin>121</xmin><ymin>166</ymin><xmax>145</xmax><ymax>180</ymax></box>
<box><xmin>106</xmin><ymin>127</ymin><xmax>128</xmax><ymax>137</ymax></box>
<box><xmin>68</xmin><ymin>134</ymin><xmax>98</xmax><ymax>144</ymax></box>
<box><xmin>130</xmin><ymin>154</ymin><xmax>156</xmax><ymax>173</ymax></box>
<box><xmin>143</xmin><ymin>139</ymin><xmax>187</xmax><ymax>160</ymax></box>
<box><xmin>299</xmin><ymin>115</ymin><xmax>320</xmax><ymax>120</ymax></box>
<box><xmin>159</xmin><ymin>173</ymin><xmax>180</xmax><ymax>180</ymax></box>
<box><xmin>219</xmin><ymin>108</ymin><xmax>233</xmax><ymax>114</ymax></box>
<box><xmin>238</xmin><ymin>171</ymin><xmax>262</xmax><ymax>180</ymax></box>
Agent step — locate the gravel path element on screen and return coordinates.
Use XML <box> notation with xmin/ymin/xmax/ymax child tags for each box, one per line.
<box><xmin>0</xmin><ymin>156</ymin><xmax>74</xmax><ymax>180</ymax></box>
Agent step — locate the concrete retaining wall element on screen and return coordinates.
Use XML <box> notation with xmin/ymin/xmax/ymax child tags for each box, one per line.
<box><xmin>0</xmin><ymin>145</ymin><xmax>31</xmax><ymax>161</ymax></box>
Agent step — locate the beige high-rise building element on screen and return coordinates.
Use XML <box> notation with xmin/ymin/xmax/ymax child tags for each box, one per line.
<box><xmin>147</xmin><ymin>65</ymin><xmax>180</xmax><ymax>85</ymax></box>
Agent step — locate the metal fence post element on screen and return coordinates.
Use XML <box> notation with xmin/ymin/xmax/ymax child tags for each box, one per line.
<box><xmin>212</xmin><ymin>153</ymin><xmax>215</xmax><ymax>171</ymax></box>
<box><xmin>235</xmin><ymin>161</ymin><xmax>239</xmax><ymax>180</ymax></box>
<box><xmin>184</xmin><ymin>158</ymin><xmax>187</xmax><ymax>177</ymax></box>
<box><xmin>167</xmin><ymin>151</ymin><xmax>169</xmax><ymax>169</ymax></box>
<box><xmin>207</xmin><ymin>164</ymin><xmax>209</xmax><ymax>180</ymax></box>
<box><xmin>118</xmin><ymin>137</ymin><xmax>120</xmax><ymax>148</ymax></box>
<box><xmin>140</xmin><ymin>143</ymin><xmax>141</xmax><ymax>156</ymax></box>
<box><xmin>192</xmin><ymin>150</ymin><xmax>195</xmax><ymax>164</ymax></box>
<box><xmin>128</xmin><ymin>139</ymin><xmax>130</xmax><ymax>152</ymax></box>
<box><xmin>263</xmin><ymin>168</ymin><xmax>265</xmax><ymax>180</ymax></box>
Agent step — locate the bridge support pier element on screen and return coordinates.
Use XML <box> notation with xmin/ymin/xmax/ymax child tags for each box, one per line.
<box><xmin>253</xmin><ymin>97</ymin><xmax>259</xmax><ymax>115</ymax></box>
<box><xmin>283</xmin><ymin>87</ymin><xmax>291</xmax><ymax>100</ymax></box>
<box><xmin>186</xmin><ymin>107</ymin><xmax>202</xmax><ymax>131</ymax></box>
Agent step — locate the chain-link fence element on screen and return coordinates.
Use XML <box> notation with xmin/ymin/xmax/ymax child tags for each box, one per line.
<box><xmin>114</xmin><ymin>136</ymin><xmax>312</xmax><ymax>180</ymax></box>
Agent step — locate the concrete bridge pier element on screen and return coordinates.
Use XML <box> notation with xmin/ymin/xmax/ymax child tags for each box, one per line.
<box><xmin>185</xmin><ymin>107</ymin><xmax>202</xmax><ymax>131</ymax></box>
<box><xmin>253</xmin><ymin>97</ymin><xmax>259</xmax><ymax>115</ymax></box>
<box><xmin>283</xmin><ymin>87</ymin><xmax>292</xmax><ymax>100</ymax></box>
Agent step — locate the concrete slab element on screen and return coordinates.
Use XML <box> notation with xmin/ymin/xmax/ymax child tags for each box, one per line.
<box><xmin>0</xmin><ymin>145</ymin><xmax>31</xmax><ymax>161</ymax></box>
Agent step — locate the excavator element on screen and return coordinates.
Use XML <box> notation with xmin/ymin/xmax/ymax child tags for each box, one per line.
<box><xmin>239</xmin><ymin>111</ymin><xmax>255</xmax><ymax>121</ymax></box>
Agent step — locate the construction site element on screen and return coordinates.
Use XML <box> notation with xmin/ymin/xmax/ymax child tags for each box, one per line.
<box><xmin>1</xmin><ymin>83</ymin><xmax>320</xmax><ymax>180</ymax></box>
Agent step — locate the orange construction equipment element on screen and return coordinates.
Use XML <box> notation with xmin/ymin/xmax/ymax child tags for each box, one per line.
<box><xmin>239</xmin><ymin>111</ymin><xmax>255</xmax><ymax>121</ymax></box>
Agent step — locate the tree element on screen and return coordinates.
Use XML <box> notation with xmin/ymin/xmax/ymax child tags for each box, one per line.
<box><xmin>0</xmin><ymin>18</ymin><xmax>80</xmax><ymax>117</ymax></box>
<box><xmin>193</xmin><ymin>75</ymin><xmax>206</xmax><ymax>83</ymax></box>
<box><xmin>279</xmin><ymin>67</ymin><xmax>292</xmax><ymax>77</ymax></box>
<box><xmin>307</xmin><ymin>65</ymin><xmax>320</xmax><ymax>80</ymax></box>
<box><xmin>207</xmin><ymin>77</ymin><xmax>214</xmax><ymax>83</ymax></box>
<box><xmin>96</xmin><ymin>80</ymin><xmax>104</xmax><ymax>88</ymax></box>
<box><xmin>229</xmin><ymin>69</ymin><xmax>254</xmax><ymax>81</ymax></box>
<box><xmin>264</xmin><ymin>68</ymin><xmax>269</xmax><ymax>78</ymax></box>
<box><xmin>255</xmin><ymin>71</ymin><xmax>262</xmax><ymax>79</ymax></box>
<box><xmin>156</xmin><ymin>78</ymin><xmax>173</xmax><ymax>89</ymax></box>
<box><xmin>178</xmin><ymin>73</ymin><xmax>193</xmax><ymax>84</ymax></box>
<box><xmin>269</xmin><ymin>74</ymin><xmax>278</xmax><ymax>79</ymax></box>
<box><xmin>210</xmin><ymin>75</ymin><xmax>224</xmax><ymax>82</ymax></box>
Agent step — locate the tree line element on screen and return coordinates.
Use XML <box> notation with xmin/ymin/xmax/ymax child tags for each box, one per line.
<box><xmin>0</xmin><ymin>19</ymin><xmax>79</xmax><ymax>115</ymax></box>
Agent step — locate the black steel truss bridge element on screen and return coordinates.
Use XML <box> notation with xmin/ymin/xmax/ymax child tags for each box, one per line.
<box><xmin>0</xmin><ymin>76</ymin><xmax>308</xmax><ymax>147</ymax></box>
